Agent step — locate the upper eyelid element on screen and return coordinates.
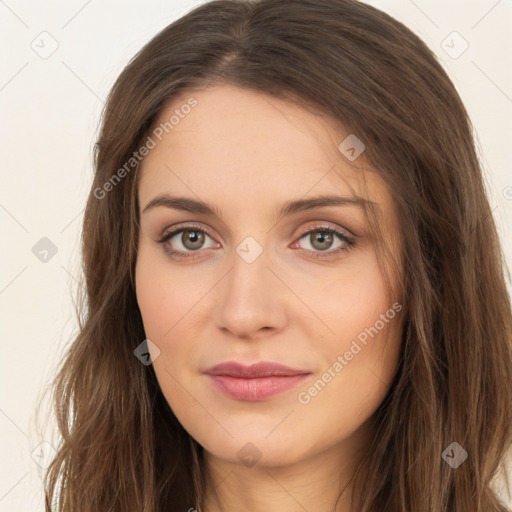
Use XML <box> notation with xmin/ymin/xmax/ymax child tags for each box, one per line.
<box><xmin>158</xmin><ymin>222</ymin><xmax>354</xmax><ymax>244</ymax></box>
<box><xmin>159</xmin><ymin>222</ymin><xmax>214</xmax><ymax>241</ymax></box>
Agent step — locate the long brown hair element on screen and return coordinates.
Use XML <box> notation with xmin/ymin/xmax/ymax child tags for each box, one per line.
<box><xmin>41</xmin><ymin>0</ymin><xmax>512</xmax><ymax>510</ymax></box>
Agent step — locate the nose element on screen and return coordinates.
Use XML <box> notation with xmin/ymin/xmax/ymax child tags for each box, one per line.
<box><xmin>214</xmin><ymin>242</ymin><xmax>288</xmax><ymax>340</ymax></box>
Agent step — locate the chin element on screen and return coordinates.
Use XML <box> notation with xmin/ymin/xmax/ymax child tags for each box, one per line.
<box><xmin>190</xmin><ymin>421</ymin><xmax>311</xmax><ymax>469</ymax></box>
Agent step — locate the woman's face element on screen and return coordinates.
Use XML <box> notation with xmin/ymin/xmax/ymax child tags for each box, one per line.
<box><xmin>135</xmin><ymin>84</ymin><xmax>403</xmax><ymax>469</ymax></box>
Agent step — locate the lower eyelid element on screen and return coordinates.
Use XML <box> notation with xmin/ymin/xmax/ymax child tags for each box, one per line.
<box><xmin>163</xmin><ymin>229</ymin><xmax>217</xmax><ymax>250</ymax></box>
<box><xmin>159</xmin><ymin>226</ymin><xmax>354</xmax><ymax>256</ymax></box>
<box><xmin>293</xmin><ymin>230</ymin><xmax>353</xmax><ymax>254</ymax></box>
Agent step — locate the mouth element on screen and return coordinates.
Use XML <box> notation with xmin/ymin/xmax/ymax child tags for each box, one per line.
<box><xmin>202</xmin><ymin>361</ymin><xmax>312</xmax><ymax>401</ymax></box>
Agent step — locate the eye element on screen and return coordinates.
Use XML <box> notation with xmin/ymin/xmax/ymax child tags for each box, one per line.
<box><xmin>157</xmin><ymin>224</ymin><xmax>355</xmax><ymax>261</ymax></box>
<box><xmin>291</xmin><ymin>226</ymin><xmax>355</xmax><ymax>260</ymax></box>
<box><xmin>157</xmin><ymin>224</ymin><xmax>218</xmax><ymax>259</ymax></box>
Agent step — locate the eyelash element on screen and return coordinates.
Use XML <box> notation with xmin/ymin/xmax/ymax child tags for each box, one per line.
<box><xmin>156</xmin><ymin>223</ymin><xmax>356</xmax><ymax>261</ymax></box>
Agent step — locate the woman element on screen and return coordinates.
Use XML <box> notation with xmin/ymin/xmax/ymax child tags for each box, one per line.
<box><xmin>43</xmin><ymin>0</ymin><xmax>512</xmax><ymax>510</ymax></box>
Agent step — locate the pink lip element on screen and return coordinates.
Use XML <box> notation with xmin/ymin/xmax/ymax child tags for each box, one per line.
<box><xmin>203</xmin><ymin>361</ymin><xmax>312</xmax><ymax>401</ymax></box>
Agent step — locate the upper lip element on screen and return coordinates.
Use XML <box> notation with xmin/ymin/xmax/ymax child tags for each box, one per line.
<box><xmin>203</xmin><ymin>361</ymin><xmax>311</xmax><ymax>378</ymax></box>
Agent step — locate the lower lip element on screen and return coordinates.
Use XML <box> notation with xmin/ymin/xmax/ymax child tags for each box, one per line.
<box><xmin>206</xmin><ymin>374</ymin><xmax>310</xmax><ymax>401</ymax></box>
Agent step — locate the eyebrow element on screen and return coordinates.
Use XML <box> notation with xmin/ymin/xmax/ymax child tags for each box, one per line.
<box><xmin>141</xmin><ymin>193</ymin><xmax>374</xmax><ymax>220</ymax></box>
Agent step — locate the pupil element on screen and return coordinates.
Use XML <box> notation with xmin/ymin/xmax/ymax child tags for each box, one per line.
<box><xmin>313</xmin><ymin>231</ymin><xmax>332</xmax><ymax>250</ymax></box>
<box><xmin>184</xmin><ymin>230</ymin><xmax>204</xmax><ymax>250</ymax></box>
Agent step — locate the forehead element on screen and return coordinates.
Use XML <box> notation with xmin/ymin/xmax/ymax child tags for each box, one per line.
<box><xmin>137</xmin><ymin>84</ymin><xmax>389</xmax><ymax>213</ymax></box>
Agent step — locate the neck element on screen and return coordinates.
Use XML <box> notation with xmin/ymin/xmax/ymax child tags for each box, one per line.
<box><xmin>199</xmin><ymin>426</ymin><xmax>370</xmax><ymax>512</ymax></box>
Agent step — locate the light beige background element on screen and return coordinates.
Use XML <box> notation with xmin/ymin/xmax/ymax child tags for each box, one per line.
<box><xmin>0</xmin><ymin>0</ymin><xmax>510</xmax><ymax>510</ymax></box>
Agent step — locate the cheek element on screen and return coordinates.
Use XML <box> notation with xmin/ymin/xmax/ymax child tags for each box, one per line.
<box><xmin>135</xmin><ymin>270</ymin><xmax>169</xmax><ymax>337</ymax></box>
<box><xmin>296</xmin><ymin>308</ymin><xmax>401</xmax><ymax>442</ymax></box>
<box><xmin>316</xmin><ymin>252</ymin><xmax>393</xmax><ymax>344</ymax></box>
<box><xmin>135</xmin><ymin>247</ymin><xmax>198</xmax><ymax>340</ymax></box>
<box><xmin>135</xmin><ymin>257</ymin><xmax>196</xmax><ymax>415</ymax></box>
<box><xmin>134</xmin><ymin>251</ymin><xmax>207</xmax><ymax>381</ymax></box>
<box><xmin>307</xmin><ymin>252</ymin><xmax>401</xmax><ymax>397</ymax></box>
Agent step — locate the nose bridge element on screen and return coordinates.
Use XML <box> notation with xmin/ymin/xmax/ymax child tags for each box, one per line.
<box><xmin>214</xmin><ymin>232</ymin><xmax>285</xmax><ymax>338</ymax></box>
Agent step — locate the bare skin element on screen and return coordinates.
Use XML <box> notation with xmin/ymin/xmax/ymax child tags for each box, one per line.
<box><xmin>135</xmin><ymin>84</ymin><xmax>403</xmax><ymax>512</ymax></box>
